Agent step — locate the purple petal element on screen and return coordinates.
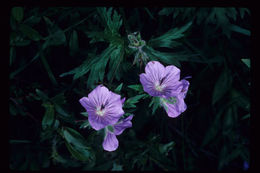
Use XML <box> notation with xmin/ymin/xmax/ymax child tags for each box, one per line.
<box><xmin>102</xmin><ymin>92</ymin><xmax>125</xmax><ymax>124</ymax></box>
<box><xmin>87</xmin><ymin>85</ymin><xmax>110</xmax><ymax>107</ymax></box>
<box><xmin>80</xmin><ymin>85</ymin><xmax>124</xmax><ymax>130</ymax></box>
<box><xmin>140</xmin><ymin>73</ymin><xmax>163</xmax><ymax>97</ymax></box>
<box><xmin>140</xmin><ymin>61</ymin><xmax>166</xmax><ymax>97</ymax></box>
<box><xmin>113</xmin><ymin>115</ymin><xmax>133</xmax><ymax>135</ymax></box>
<box><xmin>102</xmin><ymin>131</ymin><xmax>119</xmax><ymax>152</ymax></box>
<box><xmin>144</xmin><ymin>61</ymin><xmax>165</xmax><ymax>82</ymax></box>
<box><xmin>162</xmin><ymin>96</ymin><xmax>187</xmax><ymax>118</ymax></box>
<box><xmin>179</xmin><ymin>79</ymin><xmax>190</xmax><ymax>99</ymax></box>
<box><xmin>121</xmin><ymin>97</ymin><xmax>126</xmax><ymax>105</ymax></box>
<box><xmin>88</xmin><ymin>114</ymin><xmax>112</xmax><ymax>130</ymax></box>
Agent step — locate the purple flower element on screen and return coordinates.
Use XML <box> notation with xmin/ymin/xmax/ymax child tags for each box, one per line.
<box><xmin>140</xmin><ymin>61</ymin><xmax>190</xmax><ymax>118</ymax></box>
<box><xmin>103</xmin><ymin>115</ymin><xmax>133</xmax><ymax>152</ymax></box>
<box><xmin>79</xmin><ymin>85</ymin><xmax>124</xmax><ymax>131</ymax></box>
<box><xmin>140</xmin><ymin>61</ymin><xmax>182</xmax><ymax>97</ymax></box>
<box><xmin>160</xmin><ymin>79</ymin><xmax>190</xmax><ymax>118</ymax></box>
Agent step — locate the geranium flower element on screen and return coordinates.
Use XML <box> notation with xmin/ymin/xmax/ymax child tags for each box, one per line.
<box><xmin>103</xmin><ymin>115</ymin><xmax>133</xmax><ymax>152</ymax></box>
<box><xmin>79</xmin><ymin>85</ymin><xmax>124</xmax><ymax>130</ymax></box>
<box><xmin>140</xmin><ymin>61</ymin><xmax>190</xmax><ymax>118</ymax></box>
<box><xmin>140</xmin><ymin>61</ymin><xmax>182</xmax><ymax>97</ymax></box>
<box><xmin>160</xmin><ymin>79</ymin><xmax>190</xmax><ymax>118</ymax></box>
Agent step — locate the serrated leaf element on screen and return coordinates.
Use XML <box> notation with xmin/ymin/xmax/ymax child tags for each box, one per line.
<box><xmin>87</xmin><ymin>44</ymin><xmax>117</xmax><ymax>87</ymax></box>
<box><xmin>212</xmin><ymin>68</ymin><xmax>232</xmax><ymax>105</ymax></box>
<box><xmin>97</xmin><ymin>7</ymin><xmax>122</xmax><ymax>34</ymax></box>
<box><xmin>148</xmin><ymin>21</ymin><xmax>192</xmax><ymax>48</ymax></box>
<box><xmin>11</xmin><ymin>7</ymin><xmax>24</xmax><ymax>22</ymax></box>
<box><xmin>19</xmin><ymin>24</ymin><xmax>42</xmax><ymax>41</ymax></box>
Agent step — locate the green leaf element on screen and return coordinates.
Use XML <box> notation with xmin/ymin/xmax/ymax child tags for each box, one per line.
<box><xmin>148</xmin><ymin>21</ymin><xmax>192</xmax><ymax>48</ymax></box>
<box><xmin>159</xmin><ymin>141</ymin><xmax>175</xmax><ymax>155</ymax></box>
<box><xmin>59</xmin><ymin>56</ymin><xmax>94</xmax><ymax>79</ymax></box>
<box><xmin>124</xmin><ymin>94</ymin><xmax>147</xmax><ymax>108</ymax></box>
<box><xmin>11</xmin><ymin>7</ymin><xmax>24</xmax><ymax>22</ymax></box>
<box><xmin>149</xmin><ymin>97</ymin><xmax>161</xmax><ymax>115</ymax></box>
<box><xmin>107</xmin><ymin>46</ymin><xmax>124</xmax><ymax>81</ymax></box>
<box><xmin>36</xmin><ymin>89</ymin><xmax>49</xmax><ymax>102</ymax></box>
<box><xmin>97</xmin><ymin>7</ymin><xmax>122</xmax><ymax>34</ymax></box>
<box><xmin>241</xmin><ymin>113</ymin><xmax>250</xmax><ymax>120</ymax></box>
<box><xmin>201</xmin><ymin>107</ymin><xmax>225</xmax><ymax>147</ymax></box>
<box><xmin>69</xmin><ymin>30</ymin><xmax>79</xmax><ymax>56</ymax></box>
<box><xmin>65</xmin><ymin>141</ymin><xmax>91</xmax><ymax>162</ymax></box>
<box><xmin>212</xmin><ymin>68</ymin><xmax>232</xmax><ymax>105</ymax></box>
<box><xmin>80</xmin><ymin>112</ymin><xmax>88</xmax><ymax>117</ymax></box>
<box><xmin>62</xmin><ymin>127</ymin><xmax>94</xmax><ymax>162</ymax></box>
<box><xmin>241</xmin><ymin>59</ymin><xmax>250</xmax><ymax>68</ymax></box>
<box><xmin>87</xmin><ymin>44</ymin><xmax>117</xmax><ymax>87</ymax></box>
<box><xmin>128</xmin><ymin>84</ymin><xmax>144</xmax><ymax>94</ymax></box>
<box><xmin>230</xmin><ymin>24</ymin><xmax>250</xmax><ymax>36</ymax></box>
<box><xmin>44</xmin><ymin>30</ymin><xmax>66</xmax><ymax>46</ymax></box>
<box><xmin>19</xmin><ymin>24</ymin><xmax>42</xmax><ymax>41</ymax></box>
<box><xmin>55</xmin><ymin>104</ymin><xmax>70</xmax><ymax>117</ymax></box>
<box><xmin>114</xmin><ymin>83</ymin><xmax>123</xmax><ymax>93</ymax></box>
<box><xmin>42</xmin><ymin>102</ymin><xmax>55</xmax><ymax>130</ymax></box>
<box><xmin>79</xmin><ymin>121</ymin><xmax>91</xmax><ymax>129</ymax></box>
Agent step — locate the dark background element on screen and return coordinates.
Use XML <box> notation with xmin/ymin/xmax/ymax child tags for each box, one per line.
<box><xmin>9</xmin><ymin>7</ymin><xmax>250</xmax><ymax>171</ymax></box>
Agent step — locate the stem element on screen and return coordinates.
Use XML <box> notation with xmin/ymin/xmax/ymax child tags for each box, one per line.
<box><xmin>40</xmin><ymin>54</ymin><xmax>58</xmax><ymax>86</ymax></box>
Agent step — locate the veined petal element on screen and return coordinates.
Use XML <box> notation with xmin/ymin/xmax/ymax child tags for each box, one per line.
<box><xmin>140</xmin><ymin>73</ymin><xmax>164</xmax><ymax>97</ymax></box>
<box><xmin>88</xmin><ymin>114</ymin><xmax>108</xmax><ymax>130</ymax></box>
<box><xmin>102</xmin><ymin>131</ymin><xmax>119</xmax><ymax>152</ymax></box>
<box><xmin>144</xmin><ymin>61</ymin><xmax>165</xmax><ymax>83</ymax></box>
<box><xmin>88</xmin><ymin>85</ymin><xmax>110</xmax><ymax>107</ymax></box>
<box><xmin>114</xmin><ymin>115</ymin><xmax>133</xmax><ymax>135</ymax></box>
<box><xmin>161</xmin><ymin>96</ymin><xmax>187</xmax><ymax>118</ymax></box>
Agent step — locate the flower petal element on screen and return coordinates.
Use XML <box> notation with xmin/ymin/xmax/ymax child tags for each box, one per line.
<box><xmin>144</xmin><ymin>61</ymin><xmax>165</xmax><ymax>82</ymax></box>
<box><xmin>140</xmin><ymin>73</ymin><xmax>162</xmax><ymax>97</ymax></box>
<box><xmin>160</xmin><ymin>65</ymin><xmax>181</xmax><ymax>96</ymax></box>
<box><xmin>88</xmin><ymin>85</ymin><xmax>110</xmax><ymax>107</ymax></box>
<box><xmin>88</xmin><ymin>114</ymin><xmax>110</xmax><ymax>130</ymax></box>
<box><xmin>102</xmin><ymin>92</ymin><xmax>125</xmax><ymax>125</ymax></box>
<box><xmin>102</xmin><ymin>131</ymin><xmax>119</xmax><ymax>152</ymax></box>
<box><xmin>179</xmin><ymin>79</ymin><xmax>190</xmax><ymax>99</ymax></box>
<box><xmin>161</xmin><ymin>96</ymin><xmax>187</xmax><ymax>118</ymax></box>
<box><xmin>113</xmin><ymin>115</ymin><xmax>133</xmax><ymax>135</ymax></box>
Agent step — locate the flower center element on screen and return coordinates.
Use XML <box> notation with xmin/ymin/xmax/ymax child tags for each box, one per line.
<box><xmin>96</xmin><ymin>106</ymin><xmax>105</xmax><ymax>116</ymax></box>
<box><xmin>154</xmin><ymin>81</ymin><xmax>165</xmax><ymax>92</ymax></box>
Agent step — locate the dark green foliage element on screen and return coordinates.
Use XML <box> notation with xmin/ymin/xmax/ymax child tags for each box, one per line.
<box><xmin>10</xmin><ymin>7</ymin><xmax>250</xmax><ymax>171</ymax></box>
